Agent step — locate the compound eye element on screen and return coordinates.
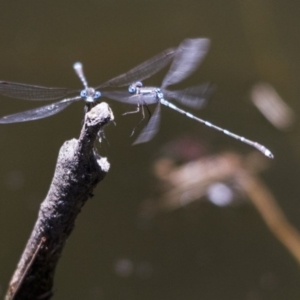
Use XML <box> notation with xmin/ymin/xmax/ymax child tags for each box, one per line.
<box><xmin>80</xmin><ymin>90</ymin><xmax>87</xmax><ymax>99</ymax></box>
<box><xmin>128</xmin><ymin>85</ymin><xmax>136</xmax><ymax>94</ymax></box>
<box><xmin>136</xmin><ymin>81</ymin><xmax>143</xmax><ymax>87</ymax></box>
<box><xmin>95</xmin><ymin>91</ymin><xmax>101</xmax><ymax>99</ymax></box>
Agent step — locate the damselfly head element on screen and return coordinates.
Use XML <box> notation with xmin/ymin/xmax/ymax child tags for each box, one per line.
<box><xmin>80</xmin><ymin>88</ymin><xmax>101</xmax><ymax>103</ymax></box>
<box><xmin>80</xmin><ymin>90</ymin><xmax>87</xmax><ymax>98</ymax></box>
<box><xmin>128</xmin><ymin>81</ymin><xmax>143</xmax><ymax>94</ymax></box>
<box><xmin>128</xmin><ymin>85</ymin><xmax>136</xmax><ymax>94</ymax></box>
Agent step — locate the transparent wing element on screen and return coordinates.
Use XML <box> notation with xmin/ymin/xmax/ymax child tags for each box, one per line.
<box><xmin>0</xmin><ymin>96</ymin><xmax>81</xmax><ymax>123</ymax></box>
<box><xmin>133</xmin><ymin>103</ymin><xmax>161</xmax><ymax>144</ymax></box>
<box><xmin>97</xmin><ymin>48</ymin><xmax>176</xmax><ymax>89</ymax></box>
<box><xmin>163</xmin><ymin>83</ymin><xmax>215</xmax><ymax>109</ymax></box>
<box><xmin>102</xmin><ymin>90</ymin><xmax>158</xmax><ymax>105</ymax></box>
<box><xmin>102</xmin><ymin>91</ymin><xmax>141</xmax><ymax>104</ymax></box>
<box><xmin>162</xmin><ymin>38</ymin><xmax>210</xmax><ymax>89</ymax></box>
<box><xmin>0</xmin><ymin>81</ymin><xmax>76</xmax><ymax>101</ymax></box>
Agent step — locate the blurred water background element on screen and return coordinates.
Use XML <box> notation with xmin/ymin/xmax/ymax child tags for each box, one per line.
<box><xmin>0</xmin><ymin>0</ymin><xmax>300</xmax><ymax>299</ymax></box>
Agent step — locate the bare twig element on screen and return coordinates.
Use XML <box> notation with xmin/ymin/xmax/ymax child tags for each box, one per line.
<box><xmin>5</xmin><ymin>102</ymin><xmax>114</xmax><ymax>300</ymax></box>
<box><xmin>145</xmin><ymin>151</ymin><xmax>300</xmax><ymax>265</ymax></box>
<box><xmin>237</xmin><ymin>172</ymin><xmax>300</xmax><ymax>265</ymax></box>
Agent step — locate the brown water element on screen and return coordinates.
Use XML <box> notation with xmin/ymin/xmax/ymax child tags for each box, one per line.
<box><xmin>0</xmin><ymin>0</ymin><xmax>300</xmax><ymax>299</ymax></box>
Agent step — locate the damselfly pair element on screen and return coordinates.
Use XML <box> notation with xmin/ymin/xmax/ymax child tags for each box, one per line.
<box><xmin>0</xmin><ymin>38</ymin><xmax>273</xmax><ymax>158</ymax></box>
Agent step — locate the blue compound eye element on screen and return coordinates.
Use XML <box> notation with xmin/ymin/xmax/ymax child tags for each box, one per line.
<box><xmin>128</xmin><ymin>85</ymin><xmax>136</xmax><ymax>94</ymax></box>
<box><xmin>94</xmin><ymin>91</ymin><xmax>101</xmax><ymax>99</ymax></box>
<box><xmin>80</xmin><ymin>90</ymin><xmax>87</xmax><ymax>99</ymax></box>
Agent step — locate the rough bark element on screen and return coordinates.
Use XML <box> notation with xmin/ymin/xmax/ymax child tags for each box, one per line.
<box><xmin>5</xmin><ymin>102</ymin><xmax>114</xmax><ymax>300</ymax></box>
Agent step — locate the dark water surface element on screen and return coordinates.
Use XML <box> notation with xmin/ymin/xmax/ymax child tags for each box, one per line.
<box><xmin>0</xmin><ymin>0</ymin><xmax>300</xmax><ymax>299</ymax></box>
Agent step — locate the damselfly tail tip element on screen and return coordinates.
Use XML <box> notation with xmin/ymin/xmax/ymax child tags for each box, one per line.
<box><xmin>256</xmin><ymin>144</ymin><xmax>274</xmax><ymax>159</ymax></box>
<box><xmin>264</xmin><ymin>149</ymin><xmax>274</xmax><ymax>159</ymax></box>
<box><xmin>73</xmin><ymin>61</ymin><xmax>82</xmax><ymax>72</ymax></box>
<box><xmin>73</xmin><ymin>62</ymin><xmax>88</xmax><ymax>88</ymax></box>
<box><xmin>73</xmin><ymin>62</ymin><xmax>83</xmax><ymax>70</ymax></box>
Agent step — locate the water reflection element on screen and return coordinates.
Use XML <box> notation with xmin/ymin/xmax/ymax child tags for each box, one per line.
<box><xmin>251</xmin><ymin>83</ymin><xmax>295</xmax><ymax>130</ymax></box>
<box><xmin>140</xmin><ymin>137</ymin><xmax>300</xmax><ymax>265</ymax></box>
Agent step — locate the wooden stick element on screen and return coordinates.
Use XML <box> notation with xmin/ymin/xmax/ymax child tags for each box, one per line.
<box><xmin>5</xmin><ymin>102</ymin><xmax>114</xmax><ymax>300</ymax></box>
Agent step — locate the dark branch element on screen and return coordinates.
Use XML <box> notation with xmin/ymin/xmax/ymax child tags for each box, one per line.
<box><xmin>5</xmin><ymin>102</ymin><xmax>114</xmax><ymax>300</ymax></box>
